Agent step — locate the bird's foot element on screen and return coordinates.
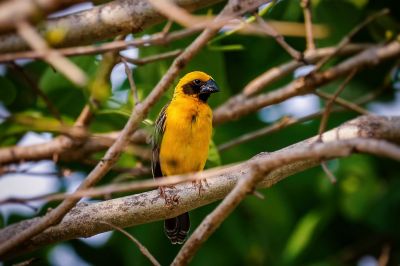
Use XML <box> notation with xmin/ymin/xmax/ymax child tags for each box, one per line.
<box><xmin>192</xmin><ymin>178</ymin><xmax>209</xmax><ymax>196</ymax></box>
<box><xmin>159</xmin><ymin>186</ymin><xmax>179</xmax><ymax>207</ymax></box>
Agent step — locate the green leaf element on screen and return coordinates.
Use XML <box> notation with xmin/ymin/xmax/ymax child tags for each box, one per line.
<box><xmin>0</xmin><ymin>76</ymin><xmax>17</xmax><ymax>106</ymax></box>
<box><xmin>208</xmin><ymin>44</ymin><xmax>245</xmax><ymax>52</ymax></box>
<box><xmin>39</xmin><ymin>56</ymin><xmax>96</xmax><ymax>93</ymax></box>
<box><xmin>206</xmin><ymin>139</ymin><xmax>221</xmax><ymax>167</ymax></box>
<box><xmin>282</xmin><ymin>209</ymin><xmax>325</xmax><ymax>264</ymax></box>
<box><xmin>338</xmin><ymin>156</ymin><xmax>383</xmax><ymax>220</ymax></box>
<box><xmin>97</xmin><ymin>109</ymin><xmax>131</xmax><ymax>118</ymax></box>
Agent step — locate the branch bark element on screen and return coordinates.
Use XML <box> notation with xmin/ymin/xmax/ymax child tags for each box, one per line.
<box><xmin>0</xmin><ymin>0</ymin><xmax>223</xmax><ymax>53</ymax></box>
<box><xmin>1</xmin><ymin>115</ymin><xmax>399</xmax><ymax>259</ymax></box>
<box><xmin>213</xmin><ymin>40</ymin><xmax>400</xmax><ymax>125</ymax></box>
<box><xmin>0</xmin><ymin>129</ymin><xmax>148</xmax><ymax>165</ymax></box>
<box><xmin>0</xmin><ymin>0</ymin><xmax>87</xmax><ymax>33</ymax></box>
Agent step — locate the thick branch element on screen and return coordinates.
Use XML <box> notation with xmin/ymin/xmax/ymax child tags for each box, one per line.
<box><xmin>213</xmin><ymin>41</ymin><xmax>400</xmax><ymax>125</ymax></box>
<box><xmin>0</xmin><ymin>0</ymin><xmax>223</xmax><ymax>53</ymax></box>
<box><xmin>1</xmin><ymin>115</ymin><xmax>399</xmax><ymax>259</ymax></box>
<box><xmin>0</xmin><ymin>130</ymin><xmax>147</xmax><ymax>165</ymax></box>
<box><xmin>0</xmin><ymin>0</ymin><xmax>87</xmax><ymax>33</ymax></box>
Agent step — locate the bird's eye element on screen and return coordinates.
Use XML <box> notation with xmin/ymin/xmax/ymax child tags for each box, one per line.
<box><xmin>193</xmin><ymin>79</ymin><xmax>201</xmax><ymax>85</ymax></box>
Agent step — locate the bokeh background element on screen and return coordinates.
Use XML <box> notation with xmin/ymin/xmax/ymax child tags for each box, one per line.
<box><xmin>1</xmin><ymin>0</ymin><xmax>400</xmax><ymax>265</ymax></box>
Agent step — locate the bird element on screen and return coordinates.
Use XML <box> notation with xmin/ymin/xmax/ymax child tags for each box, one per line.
<box><xmin>151</xmin><ymin>71</ymin><xmax>220</xmax><ymax>244</ymax></box>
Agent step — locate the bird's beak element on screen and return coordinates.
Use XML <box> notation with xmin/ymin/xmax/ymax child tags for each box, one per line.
<box><xmin>200</xmin><ymin>79</ymin><xmax>220</xmax><ymax>94</ymax></box>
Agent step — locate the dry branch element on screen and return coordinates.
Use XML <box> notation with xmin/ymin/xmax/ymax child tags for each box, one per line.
<box><xmin>0</xmin><ymin>115</ymin><xmax>399</xmax><ymax>259</ymax></box>
<box><xmin>0</xmin><ymin>27</ymin><xmax>199</xmax><ymax>62</ymax></box>
<box><xmin>301</xmin><ymin>0</ymin><xmax>315</xmax><ymax>51</ymax></box>
<box><xmin>0</xmin><ymin>128</ymin><xmax>148</xmax><ymax>165</ymax></box>
<box><xmin>0</xmin><ymin>0</ymin><xmax>86</xmax><ymax>33</ymax></box>
<box><xmin>0</xmin><ymin>0</ymin><xmax>223</xmax><ymax>53</ymax></box>
<box><xmin>100</xmin><ymin>221</ymin><xmax>161</xmax><ymax>266</ymax></box>
<box><xmin>213</xmin><ymin>40</ymin><xmax>400</xmax><ymax>125</ymax></box>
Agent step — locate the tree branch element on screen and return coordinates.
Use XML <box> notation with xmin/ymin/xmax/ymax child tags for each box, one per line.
<box><xmin>0</xmin><ymin>115</ymin><xmax>399</xmax><ymax>259</ymax></box>
<box><xmin>0</xmin><ymin>0</ymin><xmax>224</xmax><ymax>53</ymax></box>
<box><xmin>213</xmin><ymin>40</ymin><xmax>400</xmax><ymax>125</ymax></box>
<box><xmin>0</xmin><ymin>0</ymin><xmax>87</xmax><ymax>33</ymax></box>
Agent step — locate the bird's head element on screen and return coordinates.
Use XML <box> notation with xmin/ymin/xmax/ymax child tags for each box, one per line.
<box><xmin>174</xmin><ymin>71</ymin><xmax>220</xmax><ymax>103</ymax></box>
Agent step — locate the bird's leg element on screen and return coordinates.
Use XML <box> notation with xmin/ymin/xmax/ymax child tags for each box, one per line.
<box><xmin>159</xmin><ymin>186</ymin><xmax>179</xmax><ymax>207</ymax></box>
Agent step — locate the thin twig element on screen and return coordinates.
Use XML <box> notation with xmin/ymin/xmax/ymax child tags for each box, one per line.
<box><xmin>321</xmin><ymin>161</ymin><xmax>337</xmax><ymax>183</ymax></box>
<box><xmin>0</xmin><ymin>0</ymin><xmax>85</xmax><ymax>33</ymax></box>
<box><xmin>0</xmin><ymin>28</ymin><xmax>200</xmax><ymax>63</ymax></box>
<box><xmin>121</xmin><ymin>58</ymin><xmax>139</xmax><ymax>104</ymax></box>
<box><xmin>318</xmin><ymin>69</ymin><xmax>358</xmax><ymax>139</ymax></box>
<box><xmin>218</xmin><ymin>116</ymin><xmax>295</xmax><ymax>151</ymax></box>
<box><xmin>161</xmin><ymin>20</ymin><xmax>174</xmax><ymax>35</ymax></box>
<box><xmin>0</xmin><ymin>198</ymin><xmax>38</xmax><ymax>212</ymax></box>
<box><xmin>255</xmin><ymin>14</ymin><xmax>304</xmax><ymax>62</ymax></box>
<box><xmin>301</xmin><ymin>0</ymin><xmax>315</xmax><ymax>51</ymax></box>
<box><xmin>378</xmin><ymin>244</ymin><xmax>391</xmax><ymax>266</ymax></box>
<box><xmin>315</xmin><ymin>90</ymin><xmax>371</xmax><ymax>115</ymax></box>
<box><xmin>242</xmin><ymin>44</ymin><xmax>369</xmax><ymax>96</ymax></box>
<box><xmin>121</xmin><ymin>49</ymin><xmax>182</xmax><ymax>66</ymax></box>
<box><xmin>314</xmin><ymin>8</ymin><xmax>389</xmax><ymax>71</ymax></box>
<box><xmin>213</xmin><ymin>40</ymin><xmax>400</xmax><ymax>125</ymax></box>
<box><xmin>100</xmin><ymin>221</ymin><xmax>161</xmax><ymax>266</ymax></box>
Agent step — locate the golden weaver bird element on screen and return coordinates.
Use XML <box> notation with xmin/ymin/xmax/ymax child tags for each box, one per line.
<box><xmin>151</xmin><ymin>71</ymin><xmax>220</xmax><ymax>244</ymax></box>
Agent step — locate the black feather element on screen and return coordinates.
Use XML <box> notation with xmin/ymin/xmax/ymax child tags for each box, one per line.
<box><xmin>151</xmin><ymin>103</ymin><xmax>168</xmax><ymax>179</ymax></box>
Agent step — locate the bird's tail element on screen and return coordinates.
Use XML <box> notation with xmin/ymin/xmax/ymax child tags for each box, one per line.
<box><xmin>164</xmin><ymin>212</ymin><xmax>190</xmax><ymax>244</ymax></box>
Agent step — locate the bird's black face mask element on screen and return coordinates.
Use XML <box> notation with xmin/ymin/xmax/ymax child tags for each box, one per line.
<box><xmin>183</xmin><ymin>79</ymin><xmax>220</xmax><ymax>102</ymax></box>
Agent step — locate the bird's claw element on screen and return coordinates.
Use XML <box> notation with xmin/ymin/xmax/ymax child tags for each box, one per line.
<box><xmin>192</xmin><ymin>179</ymin><xmax>209</xmax><ymax>196</ymax></box>
<box><xmin>159</xmin><ymin>186</ymin><xmax>179</xmax><ymax>207</ymax></box>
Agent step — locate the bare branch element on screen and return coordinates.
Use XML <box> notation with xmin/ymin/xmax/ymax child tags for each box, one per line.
<box><xmin>100</xmin><ymin>221</ymin><xmax>161</xmax><ymax>266</ymax></box>
<box><xmin>301</xmin><ymin>0</ymin><xmax>315</xmax><ymax>51</ymax></box>
<box><xmin>314</xmin><ymin>8</ymin><xmax>389</xmax><ymax>71</ymax></box>
<box><xmin>218</xmin><ymin>86</ymin><xmax>378</xmax><ymax>152</ymax></box>
<box><xmin>320</xmin><ymin>162</ymin><xmax>337</xmax><ymax>184</ymax></box>
<box><xmin>121</xmin><ymin>49</ymin><xmax>182</xmax><ymax>66</ymax></box>
<box><xmin>242</xmin><ymin>44</ymin><xmax>369</xmax><ymax>96</ymax></box>
<box><xmin>0</xmin><ymin>129</ymin><xmax>148</xmax><ymax>165</ymax></box>
<box><xmin>0</xmin><ymin>28</ymin><xmax>199</xmax><ymax>62</ymax></box>
<box><xmin>0</xmin><ymin>0</ymin><xmax>86</xmax><ymax>33</ymax></box>
<box><xmin>0</xmin><ymin>0</ymin><xmax>224</xmax><ymax>53</ymax></box>
<box><xmin>121</xmin><ymin>58</ymin><xmax>140</xmax><ymax>104</ymax></box>
<box><xmin>0</xmin><ymin>116</ymin><xmax>399</xmax><ymax>259</ymax></box>
<box><xmin>213</xmin><ymin>40</ymin><xmax>400</xmax><ymax>125</ymax></box>
<box><xmin>218</xmin><ymin>116</ymin><xmax>295</xmax><ymax>151</ymax></box>
<box><xmin>255</xmin><ymin>14</ymin><xmax>304</xmax><ymax>62</ymax></box>
<box><xmin>315</xmin><ymin>90</ymin><xmax>370</xmax><ymax>115</ymax></box>
<box><xmin>318</xmin><ymin>69</ymin><xmax>358</xmax><ymax>139</ymax></box>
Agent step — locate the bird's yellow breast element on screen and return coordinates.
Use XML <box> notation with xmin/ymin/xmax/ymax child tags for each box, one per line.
<box><xmin>160</xmin><ymin>96</ymin><xmax>212</xmax><ymax>176</ymax></box>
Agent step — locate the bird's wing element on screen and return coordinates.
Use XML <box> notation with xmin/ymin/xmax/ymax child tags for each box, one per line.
<box><xmin>151</xmin><ymin>103</ymin><xmax>169</xmax><ymax>178</ymax></box>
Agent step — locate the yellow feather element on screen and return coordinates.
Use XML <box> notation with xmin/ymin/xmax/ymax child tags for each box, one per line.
<box><xmin>159</xmin><ymin>71</ymin><xmax>214</xmax><ymax>176</ymax></box>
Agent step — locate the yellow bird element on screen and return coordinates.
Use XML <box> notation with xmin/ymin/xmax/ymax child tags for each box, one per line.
<box><xmin>151</xmin><ymin>71</ymin><xmax>220</xmax><ymax>244</ymax></box>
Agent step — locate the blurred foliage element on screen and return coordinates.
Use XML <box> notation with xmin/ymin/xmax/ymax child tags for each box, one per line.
<box><xmin>1</xmin><ymin>0</ymin><xmax>400</xmax><ymax>265</ymax></box>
